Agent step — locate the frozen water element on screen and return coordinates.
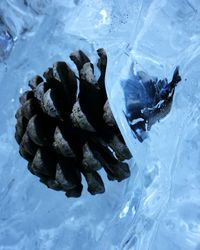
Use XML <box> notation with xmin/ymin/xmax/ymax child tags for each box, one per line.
<box><xmin>0</xmin><ymin>0</ymin><xmax>200</xmax><ymax>250</ymax></box>
<box><xmin>0</xmin><ymin>20</ymin><xmax>13</xmax><ymax>61</ymax></box>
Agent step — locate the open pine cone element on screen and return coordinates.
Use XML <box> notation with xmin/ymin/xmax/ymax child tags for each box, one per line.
<box><xmin>15</xmin><ymin>48</ymin><xmax>132</xmax><ymax>198</ymax></box>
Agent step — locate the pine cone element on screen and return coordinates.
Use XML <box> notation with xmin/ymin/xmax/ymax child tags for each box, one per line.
<box><xmin>15</xmin><ymin>48</ymin><xmax>132</xmax><ymax>198</ymax></box>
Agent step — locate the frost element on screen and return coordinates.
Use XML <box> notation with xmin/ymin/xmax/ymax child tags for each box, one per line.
<box><xmin>0</xmin><ymin>0</ymin><xmax>200</xmax><ymax>250</ymax></box>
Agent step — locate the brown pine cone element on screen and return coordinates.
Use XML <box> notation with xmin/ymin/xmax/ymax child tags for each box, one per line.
<box><xmin>15</xmin><ymin>48</ymin><xmax>132</xmax><ymax>198</ymax></box>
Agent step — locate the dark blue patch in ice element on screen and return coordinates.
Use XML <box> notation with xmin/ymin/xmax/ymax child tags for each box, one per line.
<box><xmin>122</xmin><ymin>65</ymin><xmax>181</xmax><ymax>142</ymax></box>
<box><xmin>0</xmin><ymin>22</ymin><xmax>14</xmax><ymax>61</ymax></box>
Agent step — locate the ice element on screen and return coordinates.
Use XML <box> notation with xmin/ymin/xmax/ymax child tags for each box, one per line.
<box><xmin>0</xmin><ymin>20</ymin><xmax>13</xmax><ymax>61</ymax></box>
<box><xmin>0</xmin><ymin>0</ymin><xmax>200</xmax><ymax>250</ymax></box>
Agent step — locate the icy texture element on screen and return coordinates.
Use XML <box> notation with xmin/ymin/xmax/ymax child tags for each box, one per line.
<box><xmin>0</xmin><ymin>0</ymin><xmax>200</xmax><ymax>250</ymax></box>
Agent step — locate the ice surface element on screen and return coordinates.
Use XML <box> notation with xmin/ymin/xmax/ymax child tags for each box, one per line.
<box><xmin>0</xmin><ymin>0</ymin><xmax>200</xmax><ymax>249</ymax></box>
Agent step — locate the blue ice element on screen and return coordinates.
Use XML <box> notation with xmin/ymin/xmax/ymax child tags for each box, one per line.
<box><xmin>0</xmin><ymin>0</ymin><xmax>200</xmax><ymax>249</ymax></box>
